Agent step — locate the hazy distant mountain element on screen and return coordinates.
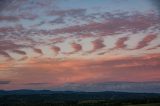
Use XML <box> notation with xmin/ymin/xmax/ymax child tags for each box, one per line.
<box><xmin>0</xmin><ymin>90</ymin><xmax>160</xmax><ymax>99</ymax></box>
<box><xmin>0</xmin><ymin>90</ymin><xmax>54</xmax><ymax>95</ymax></box>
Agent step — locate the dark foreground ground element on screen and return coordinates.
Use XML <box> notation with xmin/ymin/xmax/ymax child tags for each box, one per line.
<box><xmin>0</xmin><ymin>90</ymin><xmax>160</xmax><ymax>106</ymax></box>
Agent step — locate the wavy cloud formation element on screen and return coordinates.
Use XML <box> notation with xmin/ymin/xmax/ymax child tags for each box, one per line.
<box><xmin>12</xmin><ymin>50</ymin><xmax>26</xmax><ymax>55</ymax></box>
<box><xmin>0</xmin><ymin>15</ymin><xmax>19</xmax><ymax>22</ymax></box>
<box><xmin>113</xmin><ymin>37</ymin><xmax>129</xmax><ymax>49</ymax></box>
<box><xmin>0</xmin><ymin>0</ymin><xmax>160</xmax><ymax>91</ymax></box>
<box><xmin>33</xmin><ymin>48</ymin><xmax>43</xmax><ymax>55</ymax></box>
<box><xmin>90</xmin><ymin>39</ymin><xmax>105</xmax><ymax>52</ymax></box>
<box><xmin>0</xmin><ymin>51</ymin><xmax>12</xmax><ymax>60</ymax></box>
<box><xmin>134</xmin><ymin>34</ymin><xmax>157</xmax><ymax>49</ymax></box>
<box><xmin>51</xmin><ymin>46</ymin><xmax>61</xmax><ymax>55</ymax></box>
<box><xmin>71</xmin><ymin>42</ymin><xmax>82</xmax><ymax>52</ymax></box>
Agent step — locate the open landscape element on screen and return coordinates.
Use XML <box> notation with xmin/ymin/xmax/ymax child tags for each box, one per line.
<box><xmin>0</xmin><ymin>0</ymin><xmax>160</xmax><ymax>105</ymax></box>
<box><xmin>0</xmin><ymin>90</ymin><xmax>160</xmax><ymax>106</ymax></box>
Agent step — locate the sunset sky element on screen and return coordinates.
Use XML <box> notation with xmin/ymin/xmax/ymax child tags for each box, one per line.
<box><xmin>0</xmin><ymin>0</ymin><xmax>160</xmax><ymax>93</ymax></box>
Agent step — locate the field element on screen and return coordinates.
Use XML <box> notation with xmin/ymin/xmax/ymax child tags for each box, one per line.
<box><xmin>126</xmin><ymin>103</ymin><xmax>160</xmax><ymax>106</ymax></box>
<box><xmin>0</xmin><ymin>90</ymin><xmax>160</xmax><ymax>106</ymax></box>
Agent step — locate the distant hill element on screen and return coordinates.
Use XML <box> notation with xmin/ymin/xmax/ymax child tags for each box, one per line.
<box><xmin>0</xmin><ymin>90</ymin><xmax>160</xmax><ymax>106</ymax></box>
<box><xmin>0</xmin><ymin>90</ymin><xmax>54</xmax><ymax>95</ymax></box>
<box><xmin>0</xmin><ymin>90</ymin><xmax>160</xmax><ymax>100</ymax></box>
<box><xmin>0</xmin><ymin>90</ymin><xmax>78</xmax><ymax>95</ymax></box>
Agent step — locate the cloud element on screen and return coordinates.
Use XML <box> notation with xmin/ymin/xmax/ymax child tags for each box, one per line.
<box><xmin>25</xmin><ymin>82</ymin><xmax>49</xmax><ymax>85</ymax></box>
<box><xmin>71</xmin><ymin>42</ymin><xmax>82</xmax><ymax>52</ymax></box>
<box><xmin>147</xmin><ymin>44</ymin><xmax>160</xmax><ymax>50</ymax></box>
<box><xmin>49</xmin><ymin>17</ymin><xmax>64</xmax><ymax>24</ymax></box>
<box><xmin>50</xmin><ymin>37</ymin><xmax>67</xmax><ymax>44</ymax></box>
<box><xmin>33</xmin><ymin>48</ymin><xmax>43</xmax><ymax>55</ymax></box>
<box><xmin>0</xmin><ymin>0</ymin><xmax>160</xmax><ymax>91</ymax></box>
<box><xmin>90</xmin><ymin>39</ymin><xmax>105</xmax><ymax>52</ymax></box>
<box><xmin>12</xmin><ymin>50</ymin><xmax>26</xmax><ymax>55</ymax></box>
<box><xmin>62</xmin><ymin>42</ymin><xmax>82</xmax><ymax>55</ymax></box>
<box><xmin>47</xmin><ymin>8</ymin><xmax>86</xmax><ymax>25</ymax></box>
<box><xmin>0</xmin><ymin>51</ymin><xmax>12</xmax><ymax>59</ymax></box>
<box><xmin>0</xmin><ymin>80</ymin><xmax>11</xmax><ymax>85</ymax></box>
<box><xmin>113</xmin><ymin>37</ymin><xmax>129</xmax><ymax>49</ymax></box>
<box><xmin>51</xmin><ymin>46</ymin><xmax>61</xmax><ymax>55</ymax></box>
<box><xmin>0</xmin><ymin>15</ymin><xmax>19</xmax><ymax>22</ymax></box>
<box><xmin>18</xmin><ymin>56</ymin><xmax>28</xmax><ymax>61</ymax></box>
<box><xmin>52</xmin><ymin>12</ymin><xmax>159</xmax><ymax>35</ymax></box>
<box><xmin>18</xmin><ymin>12</ymin><xmax>38</xmax><ymax>20</ymax></box>
<box><xmin>48</xmin><ymin>8</ymin><xmax>86</xmax><ymax>17</ymax></box>
<box><xmin>0</xmin><ymin>40</ymin><xmax>26</xmax><ymax>51</ymax></box>
<box><xmin>79</xmin><ymin>33</ymin><xmax>94</xmax><ymax>38</ymax></box>
<box><xmin>134</xmin><ymin>34</ymin><xmax>157</xmax><ymax>49</ymax></box>
<box><xmin>1</xmin><ymin>53</ymin><xmax>160</xmax><ymax>90</ymax></box>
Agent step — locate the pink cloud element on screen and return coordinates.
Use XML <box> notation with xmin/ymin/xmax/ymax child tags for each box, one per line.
<box><xmin>50</xmin><ymin>37</ymin><xmax>67</xmax><ymax>44</ymax></box>
<box><xmin>19</xmin><ymin>13</ymin><xmax>38</xmax><ymax>20</ymax></box>
<box><xmin>134</xmin><ymin>34</ymin><xmax>157</xmax><ymax>49</ymax></box>
<box><xmin>62</xmin><ymin>42</ymin><xmax>82</xmax><ymax>55</ymax></box>
<box><xmin>1</xmin><ymin>53</ymin><xmax>160</xmax><ymax>90</ymax></box>
<box><xmin>147</xmin><ymin>44</ymin><xmax>160</xmax><ymax>50</ymax></box>
<box><xmin>49</xmin><ymin>17</ymin><xmax>64</xmax><ymax>24</ymax></box>
<box><xmin>48</xmin><ymin>8</ymin><xmax>86</xmax><ymax>17</ymax></box>
<box><xmin>0</xmin><ymin>41</ymin><xmax>21</xmax><ymax>51</ymax></box>
<box><xmin>113</xmin><ymin>37</ymin><xmax>128</xmax><ymax>49</ymax></box>
<box><xmin>0</xmin><ymin>15</ymin><xmax>19</xmax><ymax>22</ymax></box>
<box><xmin>79</xmin><ymin>33</ymin><xmax>94</xmax><ymax>38</ymax></box>
<box><xmin>33</xmin><ymin>48</ymin><xmax>43</xmax><ymax>55</ymax></box>
<box><xmin>0</xmin><ymin>51</ymin><xmax>12</xmax><ymax>60</ymax></box>
<box><xmin>90</xmin><ymin>39</ymin><xmax>105</xmax><ymax>52</ymax></box>
<box><xmin>51</xmin><ymin>12</ymin><xmax>159</xmax><ymax>35</ymax></box>
<box><xmin>51</xmin><ymin>46</ymin><xmax>61</xmax><ymax>55</ymax></box>
<box><xmin>18</xmin><ymin>56</ymin><xmax>28</xmax><ymax>61</ymax></box>
<box><xmin>12</xmin><ymin>50</ymin><xmax>26</xmax><ymax>55</ymax></box>
<box><xmin>71</xmin><ymin>42</ymin><xmax>82</xmax><ymax>52</ymax></box>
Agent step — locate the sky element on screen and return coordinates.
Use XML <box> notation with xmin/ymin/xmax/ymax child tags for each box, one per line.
<box><xmin>0</xmin><ymin>0</ymin><xmax>160</xmax><ymax>93</ymax></box>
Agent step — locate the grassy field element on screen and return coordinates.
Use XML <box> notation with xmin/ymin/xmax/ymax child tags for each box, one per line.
<box><xmin>126</xmin><ymin>103</ymin><xmax>160</xmax><ymax>106</ymax></box>
<box><xmin>0</xmin><ymin>91</ymin><xmax>160</xmax><ymax>106</ymax></box>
